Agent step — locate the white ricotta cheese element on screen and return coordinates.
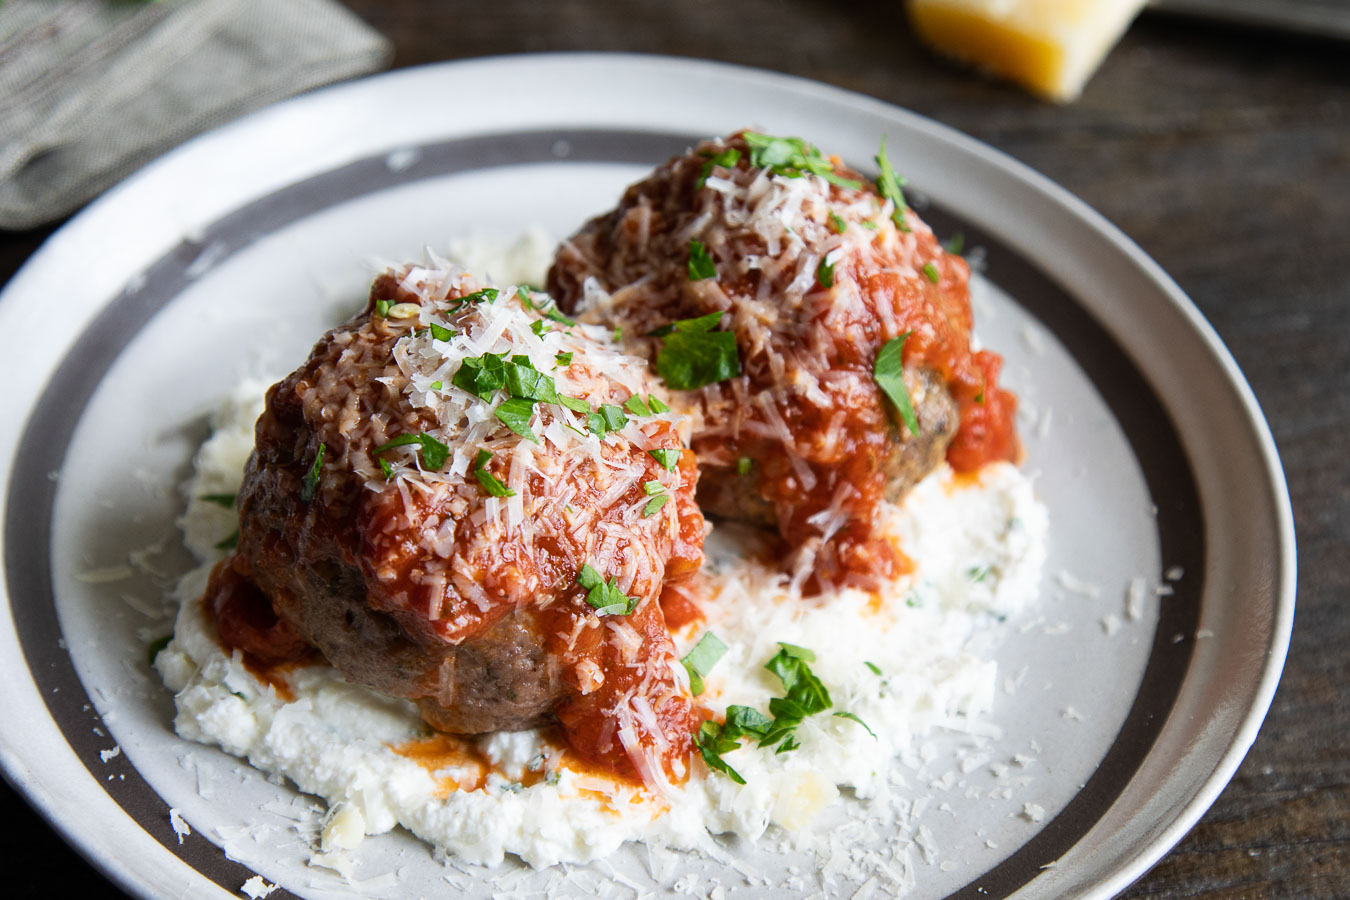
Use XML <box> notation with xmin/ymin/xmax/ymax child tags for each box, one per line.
<box><xmin>157</xmin><ymin>380</ymin><xmax>1047</xmax><ymax>870</ymax></box>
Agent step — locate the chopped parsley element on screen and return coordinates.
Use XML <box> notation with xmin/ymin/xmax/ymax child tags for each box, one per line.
<box><xmin>495</xmin><ymin>397</ymin><xmax>539</xmax><ymax>442</ymax></box>
<box><xmin>647</xmin><ymin>395</ymin><xmax>671</xmax><ymax>413</ymax></box>
<box><xmin>736</xmin><ymin>457</ymin><xmax>752</xmax><ymax>476</ymax></box>
<box><xmin>530</xmin><ymin>319</ymin><xmax>550</xmax><ymax>336</ymax></box>
<box><xmin>648</xmin><ymin>448</ymin><xmax>681</xmax><ymax>471</ymax></box>
<box><xmin>694</xmin><ymin>642</ymin><xmax>871</xmax><ymax>782</ymax></box>
<box><xmin>453</xmin><ymin>351</ymin><xmax>593</xmax><ymax>443</ymax></box>
<box><xmin>587</xmin><ymin>403</ymin><xmax>628</xmax><ymax>437</ymax></box>
<box><xmin>967</xmin><ymin>564</ymin><xmax>991</xmax><ymax>583</ymax></box>
<box><xmin>372</xmin><ymin>432</ymin><xmax>451</xmax><ymax>470</ymax></box>
<box><xmin>688</xmin><ymin>240</ymin><xmax>717</xmax><ymax>281</ymax></box>
<box><xmin>613</xmin><ymin>325</ymin><xmax>624</xmax><ymax>342</ymax></box>
<box><xmin>828</xmin><ymin>211</ymin><xmax>846</xmax><ymax>233</ymax></box>
<box><xmin>624</xmin><ymin>395</ymin><xmax>652</xmax><ymax>416</ymax></box>
<box><xmin>428</xmin><ymin>380</ymin><xmax>443</xmax><ymax>391</ymax></box>
<box><xmin>695</xmin><ymin>720</ymin><xmax>748</xmax><ymax>785</ymax></box>
<box><xmin>817</xmin><ymin>257</ymin><xmax>835</xmax><ymax>288</ymax></box>
<box><xmin>472</xmin><ymin>449</ymin><xmax>514</xmax><ymax>497</ymax></box>
<box><xmin>873</xmin><ymin>333</ymin><xmax>921</xmax><ymax>437</ymax></box>
<box><xmin>543</xmin><ymin>307</ymin><xmax>575</xmax><ymax>327</ymax></box>
<box><xmin>445</xmin><ymin>287</ymin><xmax>498</xmax><ymax>310</ymax></box>
<box><xmin>922</xmin><ymin>261</ymin><xmax>941</xmax><ymax>284</ymax></box>
<box><xmin>864</xmin><ymin>661</ymin><xmax>883</xmax><ymax>676</ymax></box>
<box><xmin>833</xmin><ymin>711</ymin><xmax>877</xmax><ymax>738</ymax></box>
<box><xmin>943</xmin><ymin>232</ymin><xmax>965</xmax><ymax>255</ymax></box>
<box><xmin>374</xmin><ymin>299</ymin><xmax>391</xmax><ymax>317</ymax></box>
<box><xmin>680</xmin><ymin>631</ymin><xmax>728</xmax><ymax>695</ymax></box>
<box><xmin>199</xmin><ymin>492</ymin><xmax>236</xmax><ymax>508</ymax></box>
<box><xmin>555</xmin><ymin>351</ymin><xmax>574</xmax><ymax>367</ymax></box>
<box><xmin>742</xmin><ymin>132</ymin><xmax>863</xmax><ymax>189</ymax></box>
<box><xmin>300</xmin><ymin>442</ymin><xmax>326</xmax><ymax>503</ymax></box>
<box><xmin>558</xmin><ymin>395</ymin><xmax>591</xmax><ymax>414</ymax></box>
<box><xmin>378</xmin><ymin>458</ymin><xmax>394</xmax><ymax>480</ymax></box>
<box><xmin>429</xmin><ymin>322</ymin><xmax>456</xmax><ymax>341</ymax></box>
<box><xmin>874</xmin><ymin>136</ymin><xmax>910</xmax><ymax>232</ymax></box>
<box><xmin>654</xmin><ymin>311</ymin><xmax>741</xmax><ymax>390</ymax></box>
<box><xmin>576</xmin><ymin>564</ymin><xmax>639</xmax><ymax>616</ymax></box>
<box><xmin>642</xmin><ymin>480</ymin><xmax>670</xmax><ymax>517</ymax></box>
<box><xmin>696</xmin><ymin>147</ymin><xmax>742</xmax><ymax>189</ymax></box>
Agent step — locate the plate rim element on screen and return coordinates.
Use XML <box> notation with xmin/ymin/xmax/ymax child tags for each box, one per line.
<box><xmin>0</xmin><ymin>52</ymin><xmax>1296</xmax><ymax>900</ymax></box>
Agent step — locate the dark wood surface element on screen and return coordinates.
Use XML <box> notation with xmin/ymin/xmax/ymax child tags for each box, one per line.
<box><xmin>2</xmin><ymin>2</ymin><xmax>1346</xmax><ymax>897</ymax></box>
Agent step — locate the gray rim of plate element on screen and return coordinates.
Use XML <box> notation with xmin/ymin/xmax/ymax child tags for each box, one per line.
<box><xmin>0</xmin><ymin>54</ymin><xmax>1296</xmax><ymax>900</ymax></box>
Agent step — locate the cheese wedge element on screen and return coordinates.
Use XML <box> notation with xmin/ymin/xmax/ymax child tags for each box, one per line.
<box><xmin>906</xmin><ymin>0</ymin><xmax>1147</xmax><ymax>102</ymax></box>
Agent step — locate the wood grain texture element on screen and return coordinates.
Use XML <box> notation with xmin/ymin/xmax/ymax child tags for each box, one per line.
<box><xmin>0</xmin><ymin>1</ymin><xmax>1345</xmax><ymax>896</ymax></box>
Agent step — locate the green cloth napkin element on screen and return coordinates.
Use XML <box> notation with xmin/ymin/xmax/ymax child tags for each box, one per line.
<box><xmin>0</xmin><ymin>0</ymin><xmax>392</xmax><ymax>230</ymax></box>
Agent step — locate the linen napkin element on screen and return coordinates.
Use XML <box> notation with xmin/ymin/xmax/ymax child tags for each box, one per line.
<box><xmin>0</xmin><ymin>0</ymin><xmax>392</xmax><ymax>230</ymax></box>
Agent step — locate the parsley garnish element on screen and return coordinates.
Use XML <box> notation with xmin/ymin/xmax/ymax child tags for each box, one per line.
<box><xmin>874</xmin><ymin>136</ymin><xmax>910</xmax><ymax>232</ymax></box>
<box><xmin>642</xmin><ymin>480</ymin><xmax>670</xmax><ymax>517</ymax></box>
<box><xmin>576</xmin><ymin>564</ymin><xmax>639</xmax><ymax>616</ymax></box>
<box><xmin>495</xmin><ymin>398</ymin><xmax>539</xmax><ymax>443</ymax></box>
<box><xmin>943</xmin><ymin>232</ymin><xmax>965</xmax><ymax>255</ymax></box>
<box><xmin>378</xmin><ymin>457</ymin><xmax>394</xmax><ymax>480</ymax></box>
<box><xmin>199</xmin><ymin>493</ymin><xmax>236</xmax><ymax>508</ymax></box>
<box><xmin>373</xmin><ymin>432</ymin><xmax>451</xmax><ymax>470</ymax></box>
<box><xmin>558</xmin><ymin>395</ymin><xmax>590</xmax><ymax>414</ymax></box>
<box><xmin>864</xmin><ymin>661</ymin><xmax>883</xmax><ymax>676</ymax></box>
<box><xmin>833</xmin><ymin>711</ymin><xmax>877</xmax><ymax>738</ymax></box>
<box><xmin>587</xmin><ymin>403</ymin><xmax>628</xmax><ymax>437</ymax></box>
<box><xmin>653</xmin><ymin>312</ymin><xmax>741</xmax><ymax>390</ymax></box>
<box><xmin>472</xmin><ymin>449</ymin><xmax>515</xmax><ymax>497</ymax></box>
<box><xmin>828</xmin><ymin>211</ymin><xmax>846</xmax><ymax>233</ymax></box>
<box><xmin>428</xmin><ymin>380</ymin><xmax>443</xmax><ymax>391</ymax></box>
<box><xmin>817</xmin><ymin>257</ymin><xmax>835</xmax><ymax>288</ymax></box>
<box><xmin>429</xmin><ymin>323</ymin><xmax>456</xmax><ymax>341</ymax></box>
<box><xmin>742</xmin><ymin>132</ymin><xmax>863</xmax><ymax>190</ymax></box>
<box><xmin>624</xmin><ymin>395</ymin><xmax>652</xmax><ymax>416</ymax></box>
<box><xmin>555</xmin><ymin>351</ymin><xmax>574</xmax><ymax>367</ymax></box>
<box><xmin>530</xmin><ymin>319</ymin><xmax>550</xmax><ymax>336</ymax></box>
<box><xmin>375</xmin><ymin>299</ymin><xmax>391</xmax><ymax>317</ymax></box>
<box><xmin>922</xmin><ymin>261</ymin><xmax>941</xmax><ymax>284</ymax></box>
<box><xmin>695</xmin><ymin>642</ymin><xmax>870</xmax><ymax>782</ymax></box>
<box><xmin>544</xmin><ymin>307</ymin><xmax>575</xmax><ymax>327</ymax></box>
<box><xmin>648</xmin><ymin>448</ymin><xmax>681</xmax><ymax>471</ymax></box>
<box><xmin>737</xmin><ymin>457</ymin><xmax>752</xmax><ymax>476</ymax></box>
<box><xmin>680</xmin><ymin>631</ymin><xmax>728</xmax><ymax>695</ymax></box>
<box><xmin>300</xmin><ymin>442</ymin><xmax>325</xmax><ymax>503</ymax></box>
<box><xmin>688</xmin><ymin>240</ymin><xmax>717</xmax><ymax>281</ymax></box>
<box><xmin>647</xmin><ymin>395</ymin><xmax>671</xmax><ymax>413</ymax></box>
<box><xmin>447</xmin><ymin>287</ymin><xmax>498</xmax><ymax>309</ymax></box>
<box><xmin>696</xmin><ymin>147</ymin><xmax>743</xmax><ymax>189</ymax></box>
<box><xmin>695</xmin><ymin>720</ymin><xmax>747</xmax><ymax>785</ymax></box>
<box><xmin>873</xmin><ymin>333</ymin><xmax>921</xmax><ymax>437</ymax></box>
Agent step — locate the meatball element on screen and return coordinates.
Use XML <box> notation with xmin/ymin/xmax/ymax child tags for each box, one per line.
<box><xmin>211</xmin><ymin>261</ymin><xmax>706</xmax><ymax>787</ymax></box>
<box><xmin>549</xmin><ymin>132</ymin><xmax>1017</xmax><ymax>592</ymax></box>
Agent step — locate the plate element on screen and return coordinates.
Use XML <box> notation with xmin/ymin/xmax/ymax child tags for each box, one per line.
<box><xmin>0</xmin><ymin>54</ymin><xmax>1294</xmax><ymax>899</ymax></box>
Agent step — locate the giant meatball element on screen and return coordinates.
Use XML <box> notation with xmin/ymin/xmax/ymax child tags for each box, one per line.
<box><xmin>549</xmin><ymin>132</ymin><xmax>1018</xmax><ymax>592</ymax></box>
<box><xmin>208</xmin><ymin>261</ymin><xmax>706</xmax><ymax>787</ymax></box>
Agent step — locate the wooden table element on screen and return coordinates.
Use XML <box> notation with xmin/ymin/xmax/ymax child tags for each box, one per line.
<box><xmin>2</xmin><ymin>2</ymin><xmax>1346</xmax><ymax>896</ymax></box>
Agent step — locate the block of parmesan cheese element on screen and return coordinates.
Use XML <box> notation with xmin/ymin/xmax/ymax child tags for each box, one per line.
<box><xmin>906</xmin><ymin>0</ymin><xmax>1147</xmax><ymax>102</ymax></box>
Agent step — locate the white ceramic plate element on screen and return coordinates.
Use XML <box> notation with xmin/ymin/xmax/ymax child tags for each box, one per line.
<box><xmin>0</xmin><ymin>55</ymin><xmax>1294</xmax><ymax>899</ymax></box>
